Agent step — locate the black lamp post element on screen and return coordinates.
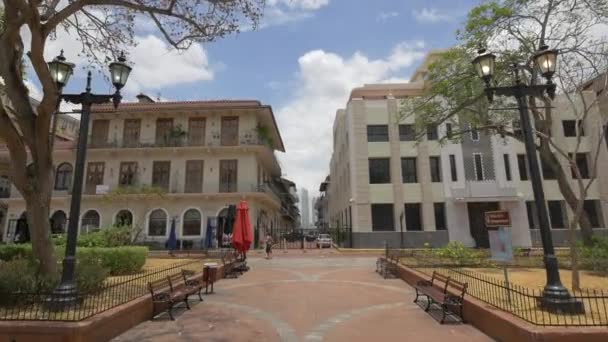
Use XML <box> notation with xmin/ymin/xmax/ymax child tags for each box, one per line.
<box><xmin>472</xmin><ymin>44</ymin><xmax>583</xmax><ymax>314</ymax></box>
<box><xmin>48</xmin><ymin>50</ymin><xmax>132</xmax><ymax>306</ymax></box>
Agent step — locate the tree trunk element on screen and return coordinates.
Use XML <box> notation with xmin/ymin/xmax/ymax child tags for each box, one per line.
<box><xmin>24</xmin><ymin>191</ymin><xmax>56</xmax><ymax>275</ymax></box>
<box><xmin>568</xmin><ymin>223</ymin><xmax>581</xmax><ymax>291</ymax></box>
<box><xmin>539</xmin><ymin>145</ymin><xmax>594</xmax><ymax>246</ymax></box>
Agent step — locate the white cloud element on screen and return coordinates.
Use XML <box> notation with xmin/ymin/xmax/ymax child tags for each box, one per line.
<box><xmin>267</xmin><ymin>0</ymin><xmax>329</xmax><ymax>10</ymax></box>
<box><xmin>275</xmin><ymin>42</ymin><xmax>426</xmax><ymax>194</ymax></box>
<box><xmin>377</xmin><ymin>11</ymin><xmax>399</xmax><ymax>22</ymax></box>
<box><xmin>412</xmin><ymin>8</ymin><xmax>452</xmax><ymax>23</ymax></box>
<box><xmin>261</xmin><ymin>0</ymin><xmax>330</xmax><ymax>28</ymax></box>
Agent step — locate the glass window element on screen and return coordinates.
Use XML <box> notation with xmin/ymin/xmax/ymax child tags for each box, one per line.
<box><xmin>445</xmin><ymin>123</ymin><xmax>453</xmax><ymax>139</ymax></box>
<box><xmin>115</xmin><ymin>210</ymin><xmax>133</xmax><ymax>226</ymax></box>
<box><xmin>512</xmin><ymin>120</ymin><xmax>522</xmax><ymax>138</ymax></box>
<box><xmin>503</xmin><ymin>154</ymin><xmax>512</xmax><ymax>181</ymax></box>
<box><xmin>405</xmin><ymin>203</ymin><xmax>422</xmax><ymax>231</ymax></box>
<box><xmin>449</xmin><ymin>155</ymin><xmax>458</xmax><ymax>181</ymax></box>
<box><xmin>434</xmin><ymin>203</ymin><xmax>446</xmax><ymax>231</ymax></box>
<box><xmin>155</xmin><ymin>118</ymin><xmax>174</xmax><ymax>146</ymax></box>
<box><xmin>148</xmin><ymin>209</ymin><xmax>167</xmax><ymax>236</ymax></box>
<box><xmin>563</xmin><ymin>120</ymin><xmax>584</xmax><ymax>137</ymax></box>
<box><xmin>85</xmin><ymin>162</ymin><xmax>105</xmax><ymax>194</ymax></box>
<box><xmin>470</xmin><ymin>125</ymin><xmax>479</xmax><ymax>141</ymax></box>
<box><xmin>430</xmin><ymin>156</ymin><xmax>442</xmax><ymax>182</ymax></box>
<box><xmin>371</xmin><ymin>204</ymin><xmax>394</xmax><ymax>231</ymax></box>
<box><xmin>221</xmin><ymin>117</ymin><xmax>239</xmax><ymax>146</ymax></box>
<box><xmin>517</xmin><ymin>154</ymin><xmax>528</xmax><ymax>180</ymax></box>
<box><xmin>526</xmin><ymin>201</ymin><xmax>538</xmax><ymax>229</ymax></box>
<box><xmin>123</xmin><ymin>119</ymin><xmax>141</xmax><ymax>147</ymax></box>
<box><xmin>399</xmin><ymin>124</ymin><xmax>415</xmax><ymax>141</ymax></box>
<box><xmin>183</xmin><ymin>209</ymin><xmax>202</xmax><ymax>236</ymax></box>
<box><xmin>188</xmin><ymin>117</ymin><xmax>206</xmax><ymax>146</ymax></box>
<box><xmin>0</xmin><ymin>175</ymin><xmax>10</xmax><ymax>198</ymax></box>
<box><xmin>55</xmin><ymin>163</ymin><xmax>73</xmax><ymax>190</ymax></box>
<box><xmin>570</xmin><ymin>153</ymin><xmax>590</xmax><ymax>179</ymax></box>
<box><xmin>474</xmin><ymin>154</ymin><xmax>484</xmax><ymax>181</ymax></box>
<box><xmin>426</xmin><ymin>126</ymin><xmax>438</xmax><ymax>141</ymax></box>
<box><xmin>119</xmin><ymin>162</ymin><xmax>138</xmax><ymax>186</ymax></box>
<box><xmin>583</xmin><ymin>200</ymin><xmax>603</xmax><ymax>228</ymax></box>
<box><xmin>541</xmin><ymin>158</ymin><xmax>556</xmax><ymax>180</ymax></box>
<box><xmin>81</xmin><ymin>210</ymin><xmax>100</xmax><ymax>233</ymax></box>
<box><xmin>369</xmin><ymin>158</ymin><xmax>391</xmax><ymax>184</ymax></box>
<box><xmin>50</xmin><ymin>210</ymin><xmax>67</xmax><ymax>234</ymax></box>
<box><xmin>401</xmin><ymin>157</ymin><xmax>417</xmax><ymax>183</ymax></box>
<box><xmin>219</xmin><ymin>160</ymin><xmax>238</xmax><ymax>192</ymax></box>
<box><xmin>152</xmin><ymin>161</ymin><xmax>171</xmax><ymax>191</ymax></box>
<box><xmin>548</xmin><ymin>200</ymin><xmax>566</xmax><ymax>229</ymax></box>
<box><xmin>185</xmin><ymin>160</ymin><xmax>204</xmax><ymax>193</ymax></box>
<box><xmin>367</xmin><ymin>125</ymin><xmax>389</xmax><ymax>142</ymax></box>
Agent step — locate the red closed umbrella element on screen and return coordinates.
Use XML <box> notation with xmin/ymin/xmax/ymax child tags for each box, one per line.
<box><xmin>232</xmin><ymin>200</ymin><xmax>253</xmax><ymax>252</ymax></box>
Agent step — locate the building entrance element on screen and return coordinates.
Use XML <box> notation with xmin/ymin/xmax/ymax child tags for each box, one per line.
<box><xmin>467</xmin><ymin>202</ymin><xmax>499</xmax><ymax>248</ymax></box>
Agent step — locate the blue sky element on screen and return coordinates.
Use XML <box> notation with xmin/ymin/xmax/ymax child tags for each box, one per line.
<box><xmin>35</xmin><ymin>0</ymin><xmax>478</xmax><ymax>200</ymax></box>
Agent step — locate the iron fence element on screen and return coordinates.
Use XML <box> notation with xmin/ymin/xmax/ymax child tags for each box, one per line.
<box><xmin>0</xmin><ymin>259</ymin><xmax>203</xmax><ymax>321</ymax></box>
<box><xmin>389</xmin><ymin>249</ymin><xmax>608</xmax><ymax>326</ymax></box>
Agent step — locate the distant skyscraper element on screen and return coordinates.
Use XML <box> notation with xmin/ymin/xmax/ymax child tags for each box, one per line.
<box><xmin>301</xmin><ymin>188</ymin><xmax>311</xmax><ymax>228</ymax></box>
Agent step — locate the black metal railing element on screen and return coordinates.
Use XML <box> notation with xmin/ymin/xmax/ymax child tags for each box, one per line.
<box><xmin>0</xmin><ymin>259</ymin><xmax>203</xmax><ymax>321</ymax></box>
<box><xmin>388</xmin><ymin>249</ymin><xmax>608</xmax><ymax>326</ymax></box>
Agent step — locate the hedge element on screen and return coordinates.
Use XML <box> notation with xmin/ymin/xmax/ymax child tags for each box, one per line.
<box><xmin>0</xmin><ymin>244</ymin><xmax>148</xmax><ymax>275</ymax></box>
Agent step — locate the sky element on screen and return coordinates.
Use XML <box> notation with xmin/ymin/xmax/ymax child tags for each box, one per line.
<box><xmin>29</xmin><ymin>0</ymin><xmax>478</xmax><ymax>199</ymax></box>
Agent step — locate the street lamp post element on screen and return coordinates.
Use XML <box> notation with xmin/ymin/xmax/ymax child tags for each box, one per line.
<box><xmin>47</xmin><ymin>51</ymin><xmax>132</xmax><ymax>306</ymax></box>
<box><xmin>472</xmin><ymin>44</ymin><xmax>583</xmax><ymax>313</ymax></box>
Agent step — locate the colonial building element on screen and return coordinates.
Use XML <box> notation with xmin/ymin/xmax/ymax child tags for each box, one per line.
<box><xmin>327</xmin><ymin>53</ymin><xmax>608</xmax><ymax>248</ymax></box>
<box><xmin>0</xmin><ymin>96</ymin><xmax>295</xmax><ymax>248</ymax></box>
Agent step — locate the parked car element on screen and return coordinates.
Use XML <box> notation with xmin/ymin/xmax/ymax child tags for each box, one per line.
<box><xmin>316</xmin><ymin>234</ymin><xmax>332</xmax><ymax>248</ymax></box>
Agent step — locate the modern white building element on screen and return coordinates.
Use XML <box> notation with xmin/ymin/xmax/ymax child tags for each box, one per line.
<box><xmin>327</xmin><ymin>53</ymin><xmax>608</xmax><ymax>248</ymax></box>
<box><xmin>300</xmin><ymin>188</ymin><xmax>311</xmax><ymax>228</ymax></box>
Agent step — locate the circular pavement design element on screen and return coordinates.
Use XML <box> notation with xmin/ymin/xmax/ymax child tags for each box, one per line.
<box><xmin>113</xmin><ymin>254</ymin><xmax>492</xmax><ymax>342</ymax></box>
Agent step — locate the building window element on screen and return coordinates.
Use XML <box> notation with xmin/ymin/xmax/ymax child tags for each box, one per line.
<box><xmin>152</xmin><ymin>161</ymin><xmax>171</xmax><ymax>191</ymax></box>
<box><xmin>123</xmin><ymin>119</ymin><xmax>141</xmax><ymax>147</ymax></box>
<box><xmin>148</xmin><ymin>209</ymin><xmax>167</xmax><ymax>236</ymax></box>
<box><xmin>548</xmin><ymin>200</ymin><xmax>566</xmax><ymax>229</ymax></box>
<box><xmin>50</xmin><ymin>210</ymin><xmax>67</xmax><ymax>234</ymax></box>
<box><xmin>434</xmin><ymin>203</ymin><xmax>446</xmax><ymax>231</ymax></box>
<box><xmin>221</xmin><ymin>117</ymin><xmax>239</xmax><ymax>146</ymax></box>
<box><xmin>445</xmin><ymin>123</ymin><xmax>453</xmax><ymax>139</ymax></box>
<box><xmin>188</xmin><ymin>117</ymin><xmax>206</xmax><ymax>146</ymax></box>
<box><xmin>155</xmin><ymin>118</ymin><xmax>174</xmax><ymax>146</ymax></box>
<box><xmin>541</xmin><ymin>158</ymin><xmax>557</xmax><ymax>180</ymax></box>
<box><xmin>526</xmin><ymin>201</ymin><xmax>538</xmax><ymax>229</ymax></box>
<box><xmin>584</xmin><ymin>200</ymin><xmax>603</xmax><ymax>228</ymax></box>
<box><xmin>473</xmin><ymin>153</ymin><xmax>484</xmax><ymax>181</ymax></box>
<box><xmin>429</xmin><ymin>156</ymin><xmax>442</xmax><ymax>182</ymax></box>
<box><xmin>369</xmin><ymin>158</ymin><xmax>391</xmax><ymax>184</ymax></box>
<box><xmin>427</xmin><ymin>126</ymin><xmax>438</xmax><ymax>141</ymax></box>
<box><xmin>512</xmin><ymin>120</ymin><xmax>522</xmax><ymax>138</ymax></box>
<box><xmin>401</xmin><ymin>157</ymin><xmax>417</xmax><ymax>183</ymax></box>
<box><xmin>119</xmin><ymin>162</ymin><xmax>138</xmax><ymax>187</ymax></box>
<box><xmin>563</xmin><ymin>120</ymin><xmax>584</xmax><ymax>137</ymax></box>
<box><xmin>371</xmin><ymin>204</ymin><xmax>394</xmax><ymax>231</ymax></box>
<box><xmin>503</xmin><ymin>154</ymin><xmax>512</xmax><ymax>181</ymax></box>
<box><xmin>405</xmin><ymin>203</ymin><xmax>422</xmax><ymax>231</ymax></box>
<box><xmin>219</xmin><ymin>160</ymin><xmax>238</xmax><ymax>192</ymax></box>
<box><xmin>517</xmin><ymin>154</ymin><xmax>528</xmax><ymax>180</ymax></box>
<box><xmin>85</xmin><ymin>162</ymin><xmax>105</xmax><ymax>194</ymax></box>
<box><xmin>55</xmin><ymin>163</ymin><xmax>73</xmax><ymax>190</ymax></box>
<box><xmin>185</xmin><ymin>160</ymin><xmax>204</xmax><ymax>193</ymax></box>
<box><xmin>470</xmin><ymin>125</ymin><xmax>480</xmax><ymax>141</ymax></box>
<box><xmin>183</xmin><ymin>209</ymin><xmax>202</xmax><ymax>236</ymax></box>
<box><xmin>90</xmin><ymin>119</ymin><xmax>109</xmax><ymax>147</ymax></box>
<box><xmin>81</xmin><ymin>210</ymin><xmax>100</xmax><ymax>233</ymax></box>
<box><xmin>115</xmin><ymin>210</ymin><xmax>133</xmax><ymax>226</ymax></box>
<box><xmin>570</xmin><ymin>153</ymin><xmax>590</xmax><ymax>179</ymax></box>
<box><xmin>367</xmin><ymin>125</ymin><xmax>389</xmax><ymax>142</ymax></box>
<box><xmin>399</xmin><ymin>124</ymin><xmax>415</xmax><ymax>141</ymax></box>
<box><xmin>449</xmin><ymin>154</ymin><xmax>458</xmax><ymax>181</ymax></box>
<box><xmin>0</xmin><ymin>175</ymin><xmax>10</xmax><ymax>198</ymax></box>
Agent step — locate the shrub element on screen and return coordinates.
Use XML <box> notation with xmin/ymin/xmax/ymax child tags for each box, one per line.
<box><xmin>433</xmin><ymin>241</ymin><xmax>484</xmax><ymax>266</ymax></box>
<box><xmin>579</xmin><ymin>236</ymin><xmax>608</xmax><ymax>273</ymax></box>
<box><xmin>77</xmin><ymin>246</ymin><xmax>148</xmax><ymax>275</ymax></box>
<box><xmin>52</xmin><ymin>225</ymin><xmax>136</xmax><ymax>248</ymax></box>
<box><xmin>0</xmin><ymin>244</ymin><xmax>33</xmax><ymax>261</ymax></box>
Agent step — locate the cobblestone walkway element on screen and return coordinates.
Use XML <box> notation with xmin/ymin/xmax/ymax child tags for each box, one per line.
<box><xmin>113</xmin><ymin>251</ymin><xmax>492</xmax><ymax>341</ymax></box>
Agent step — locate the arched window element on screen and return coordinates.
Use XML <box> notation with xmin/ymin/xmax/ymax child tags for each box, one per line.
<box><xmin>50</xmin><ymin>210</ymin><xmax>67</xmax><ymax>234</ymax></box>
<box><xmin>81</xmin><ymin>210</ymin><xmax>100</xmax><ymax>233</ymax></box>
<box><xmin>148</xmin><ymin>209</ymin><xmax>167</xmax><ymax>236</ymax></box>
<box><xmin>183</xmin><ymin>209</ymin><xmax>201</xmax><ymax>236</ymax></box>
<box><xmin>55</xmin><ymin>163</ymin><xmax>73</xmax><ymax>190</ymax></box>
<box><xmin>115</xmin><ymin>210</ymin><xmax>133</xmax><ymax>226</ymax></box>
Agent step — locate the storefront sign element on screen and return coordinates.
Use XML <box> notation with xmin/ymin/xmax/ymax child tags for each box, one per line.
<box><xmin>485</xmin><ymin>210</ymin><xmax>511</xmax><ymax>227</ymax></box>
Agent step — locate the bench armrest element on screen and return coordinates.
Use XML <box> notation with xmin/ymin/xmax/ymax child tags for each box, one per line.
<box><xmin>416</xmin><ymin>280</ymin><xmax>432</xmax><ymax>287</ymax></box>
<box><xmin>185</xmin><ymin>279</ymin><xmax>201</xmax><ymax>287</ymax></box>
<box><xmin>445</xmin><ymin>294</ymin><xmax>464</xmax><ymax>305</ymax></box>
<box><xmin>152</xmin><ymin>292</ymin><xmax>171</xmax><ymax>302</ymax></box>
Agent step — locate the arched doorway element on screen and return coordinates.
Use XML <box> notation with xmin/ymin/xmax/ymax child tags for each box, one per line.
<box><xmin>148</xmin><ymin>209</ymin><xmax>168</xmax><ymax>237</ymax></box>
<box><xmin>217</xmin><ymin>207</ymin><xmax>230</xmax><ymax>248</ymax></box>
<box><xmin>50</xmin><ymin>210</ymin><xmax>67</xmax><ymax>234</ymax></box>
<box><xmin>14</xmin><ymin>212</ymin><xmax>30</xmax><ymax>243</ymax></box>
<box><xmin>182</xmin><ymin>209</ymin><xmax>202</xmax><ymax>237</ymax></box>
<box><xmin>115</xmin><ymin>210</ymin><xmax>133</xmax><ymax>227</ymax></box>
<box><xmin>81</xmin><ymin>210</ymin><xmax>100</xmax><ymax>233</ymax></box>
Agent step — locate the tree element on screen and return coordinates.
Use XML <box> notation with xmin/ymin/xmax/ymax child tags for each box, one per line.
<box><xmin>0</xmin><ymin>0</ymin><xmax>264</xmax><ymax>275</ymax></box>
<box><xmin>402</xmin><ymin>0</ymin><xmax>608</xmax><ymax>247</ymax></box>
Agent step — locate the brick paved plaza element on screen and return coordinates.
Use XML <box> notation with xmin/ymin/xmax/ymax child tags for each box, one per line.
<box><xmin>113</xmin><ymin>250</ymin><xmax>492</xmax><ymax>341</ymax></box>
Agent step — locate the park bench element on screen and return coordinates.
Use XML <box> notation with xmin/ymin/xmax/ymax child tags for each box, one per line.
<box><xmin>376</xmin><ymin>253</ymin><xmax>401</xmax><ymax>279</ymax></box>
<box><xmin>181</xmin><ymin>269</ymin><xmax>204</xmax><ymax>301</ymax></box>
<box><xmin>148</xmin><ymin>273</ymin><xmax>193</xmax><ymax>320</ymax></box>
<box><xmin>221</xmin><ymin>253</ymin><xmax>240</xmax><ymax>278</ymax></box>
<box><xmin>413</xmin><ymin>271</ymin><xmax>468</xmax><ymax>324</ymax></box>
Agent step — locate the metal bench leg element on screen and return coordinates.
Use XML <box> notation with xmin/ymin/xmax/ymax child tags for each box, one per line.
<box><xmin>198</xmin><ymin>289</ymin><xmax>203</xmax><ymax>301</ymax></box>
<box><xmin>184</xmin><ymin>297</ymin><xmax>191</xmax><ymax>310</ymax></box>
<box><xmin>414</xmin><ymin>289</ymin><xmax>420</xmax><ymax>303</ymax></box>
<box><xmin>440</xmin><ymin>304</ymin><xmax>447</xmax><ymax>324</ymax></box>
<box><xmin>168</xmin><ymin>304</ymin><xmax>175</xmax><ymax>320</ymax></box>
<box><xmin>459</xmin><ymin>306</ymin><xmax>465</xmax><ymax>323</ymax></box>
<box><xmin>425</xmin><ymin>297</ymin><xmax>432</xmax><ymax>312</ymax></box>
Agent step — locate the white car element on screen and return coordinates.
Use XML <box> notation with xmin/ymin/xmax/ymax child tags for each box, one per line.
<box><xmin>316</xmin><ymin>234</ymin><xmax>333</xmax><ymax>248</ymax></box>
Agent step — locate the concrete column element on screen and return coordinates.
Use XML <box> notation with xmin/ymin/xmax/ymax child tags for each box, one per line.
<box><xmin>417</xmin><ymin>143</ymin><xmax>436</xmax><ymax>231</ymax></box>
<box><xmin>387</xmin><ymin>97</ymin><xmax>404</xmax><ymax>232</ymax></box>
<box><xmin>350</xmin><ymin>100</ymin><xmax>371</xmax><ymax>232</ymax></box>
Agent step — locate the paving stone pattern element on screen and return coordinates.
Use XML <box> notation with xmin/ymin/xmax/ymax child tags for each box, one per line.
<box><xmin>113</xmin><ymin>250</ymin><xmax>493</xmax><ymax>342</ymax></box>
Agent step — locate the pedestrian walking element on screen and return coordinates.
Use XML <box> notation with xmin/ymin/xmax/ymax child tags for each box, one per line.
<box><xmin>265</xmin><ymin>235</ymin><xmax>274</xmax><ymax>259</ymax></box>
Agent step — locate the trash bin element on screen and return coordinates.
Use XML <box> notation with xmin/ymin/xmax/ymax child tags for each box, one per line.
<box><xmin>204</xmin><ymin>262</ymin><xmax>218</xmax><ymax>294</ymax></box>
